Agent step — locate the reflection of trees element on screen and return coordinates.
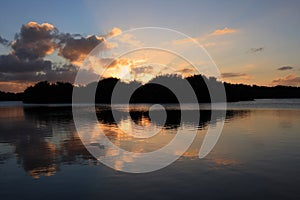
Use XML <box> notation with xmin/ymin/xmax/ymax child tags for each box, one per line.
<box><xmin>94</xmin><ymin>107</ymin><xmax>250</xmax><ymax>154</ymax></box>
<box><xmin>59</xmin><ymin>134</ymin><xmax>96</xmax><ymax>165</ymax></box>
<box><xmin>0</xmin><ymin>106</ymin><xmax>96</xmax><ymax>178</ymax></box>
<box><xmin>0</xmin><ymin>152</ymin><xmax>12</xmax><ymax>164</ymax></box>
<box><xmin>0</xmin><ymin>106</ymin><xmax>249</xmax><ymax>178</ymax></box>
<box><xmin>96</xmin><ymin>107</ymin><xmax>250</xmax><ymax>130</ymax></box>
<box><xmin>226</xmin><ymin>110</ymin><xmax>250</xmax><ymax>121</ymax></box>
<box><xmin>15</xmin><ymin>137</ymin><xmax>57</xmax><ymax>178</ymax></box>
<box><xmin>24</xmin><ymin>106</ymin><xmax>74</xmax><ymax>127</ymax></box>
<box><xmin>23</xmin><ymin>106</ymin><xmax>96</xmax><ymax>163</ymax></box>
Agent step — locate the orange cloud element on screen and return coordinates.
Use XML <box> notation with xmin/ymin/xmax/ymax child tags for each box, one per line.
<box><xmin>171</xmin><ymin>27</ymin><xmax>236</xmax><ymax>47</ymax></box>
<box><xmin>117</xmin><ymin>33</ymin><xmax>142</xmax><ymax>47</ymax></box>
<box><xmin>203</xmin><ymin>42</ymin><xmax>217</xmax><ymax>47</ymax></box>
<box><xmin>209</xmin><ymin>27</ymin><xmax>237</xmax><ymax>36</ymax></box>
<box><xmin>25</xmin><ymin>21</ymin><xmax>55</xmax><ymax>31</ymax></box>
<box><xmin>0</xmin><ymin>81</ymin><xmax>33</xmax><ymax>93</ymax></box>
<box><xmin>172</xmin><ymin>37</ymin><xmax>199</xmax><ymax>45</ymax></box>
<box><xmin>105</xmin><ymin>27</ymin><xmax>122</xmax><ymax>38</ymax></box>
<box><xmin>175</xmin><ymin>68</ymin><xmax>197</xmax><ymax>77</ymax></box>
<box><xmin>272</xmin><ymin>74</ymin><xmax>300</xmax><ymax>86</ymax></box>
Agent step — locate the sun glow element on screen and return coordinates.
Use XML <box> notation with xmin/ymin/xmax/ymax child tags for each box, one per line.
<box><xmin>116</xmin><ymin>65</ymin><xmax>132</xmax><ymax>81</ymax></box>
<box><xmin>99</xmin><ymin>58</ymin><xmax>153</xmax><ymax>83</ymax></box>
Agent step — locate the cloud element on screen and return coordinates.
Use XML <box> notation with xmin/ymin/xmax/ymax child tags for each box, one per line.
<box><xmin>171</xmin><ymin>27</ymin><xmax>236</xmax><ymax>47</ymax></box>
<box><xmin>117</xmin><ymin>33</ymin><xmax>142</xmax><ymax>47</ymax></box>
<box><xmin>0</xmin><ymin>62</ymin><xmax>100</xmax><ymax>85</ymax></box>
<box><xmin>11</xmin><ymin>22</ymin><xmax>58</xmax><ymax>60</ymax></box>
<box><xmin>172</xmin><ymin>37</ymin><xmax>199</xmax><ymax>45</ymax></box>
<box><xmin>0</xmin><ymin>59</ymin><xmax>73</xmax><ymax>82</ymax></box>
<box><xmin>0</xmin><ymin>54</ymin><xmax>81</xmax><ymax>86</ymax></box>
<box><xmin>101</xmin><ymin>57</ymin><xmax>143</xmax><ymax>80</ymax></box>
<box><xmin>106</xmin><ymin>58</ymin><xmax>132</xmax><ymax>69</ymax></box>
<box><xmin>272</xmin><ymin>74</ymin><xmax>300</xmax><ymax>86</ymax></box>
<box><xmin>0</xmin><ymin>54</ymin><xmax>51</xmax><ymax>73</ymax></box>
<box><xmin>175</xmin><ymin>68</ymin><xmax>197</xmax><ymax>76</ymax></box>
<box><xmin>104</xmin><ymin>27</ymin><xmax>122</xmax><ymax>38</ymax></box>
<box><xmin>0</xmin><ymin>53</ymin><xmax>98</xmax><ymax>85</ymax></box>
<box><xmin>249</xmin><ymin>47</ymin><xmax>264</xmax><ymax>53</ymax></box>
<box><xmin>221</xmin><ymin>72</ymin><xmax>248</xmax><ymax>78</ymax></box>
<box><xmin>0</xmin><ymin>22</ymin><xmax>123</xmax><ymax>92</ymax></box>
<box><xmin>0</xmin><ymin>82</ymin><xmax>32</xmax><ymax>93</ymax></box>
<box><xmin>9</xmin><ymin>22</ymin><xmax>121</xmax><ymax>64</ymax></box>
<box><xmin>58</xmin><ymin>34</ymin><xmax>104</xmax><ymax>64</ymax></box>
<box><xmin>277</xmin><ymin>66</ymin><xmax>293</xmax><ymax>71</ymax></box>
<box><xmin>209</xmin><ymin>27</ymin><xmax>237</xmax><ymax>36</ymax></box>
<box><xmin>58</xmin><ymin>29</ymin><xmax>120</xmax><ymax>64</ymax></box>
<box><xmin>132</xmin><ymin>65</ymin><xmax>154</xmax><ymax>74</ymax></box>
<box><xmin>0</xmin><ymin>35</ymin><xmax>9</xmax><ymax>46</ymax></box>
<box><xmin>203</xmin><ymin>42</ymin><xmax>217</xmax><ymax>47</ymax></box>
<box><xmin>101</xmin><ymin>57</ymin><xmax>146</xmax><ymax>70</ymax></box>
<box><xmin>0</xmin><ymin>22</ymin><xmax>62</xmax><ymax>87</ymax></box>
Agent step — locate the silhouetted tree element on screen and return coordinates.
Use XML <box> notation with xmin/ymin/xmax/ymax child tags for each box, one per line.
<box><xmin>0</xmin><ymin>91</ymin><xmax>22</xmax><ymax>101</ymax></box>
<box><xmin>1</xmin><ymin>74</ymin><xmax>297</xmax><ymax>104</ymax></box>
<box><xmin>23</xmin><ymin>81</ymin><xmax>73</xmax><ymax>103</ymax></box>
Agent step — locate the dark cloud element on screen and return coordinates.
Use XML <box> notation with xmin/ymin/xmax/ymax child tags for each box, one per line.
<box><xmin>57</xmin><ymin>31</ymin><xmax>119</xmax><ymax>64</ymax></box>
<box><xmin>6</xmin><ymin>21</ymin><xmax>115</xmax><ymax>63</ymax></box>
<box><xmin>221</xmin><ymin>72</ymin><xmax>247</xmax><ymax>78</ymax></box>
<box><xmin>0</xmin><ymin>22</ymin><xmax>121</xmax><ymax>91</ymax></box>
<box><xmin>11</xmin><ymin>22</ymin><xmax>58</xmax><ymax>60</ymax></box>
<box><xmin>277</xmin><ymin>66</ymin><xmax>293</xmax><ymax>71</ymax></box>
<box><xmin>272</xmin><ymin>74</ymin><xmax>300</xmax><ymax>86</ymax></box>
<box><xmin>0</xmin><ymin>54</ymin><xmax>51</xmax><ymax>73</ymax></box>
<box><xmin>58</xmin><ymin>34</ymin><xmax>104</xmax><ymax>63</ymax></box>
<box><xmin>0</xmin><ymin>35</ymin><xmax>9</xmax><ymax>46</ymax></box>
<box><xmin>0</xmin><ymin>52</ymin><xmax>75</xmax><ymax>83</ymax></box>
<box><xmin>0</xmin><ymin>72</ymin><xmax>45</xmax><ymax>82</ymax></box>
<box><xmin>37</xmin><ymin>67</ymin><xmax>98</xmax><ymax>84</ymax></box>
<box><xmin>0</xmin><ymin>59</ymin><xmax>98</xmax><ymax>85</ymax></box>
<box><xmin>3</xmin><ymin>21</ymin><xmax>120</xmax><ymax>64</ymax></box>
<box><xmin>51</xmin><ymin>63</ymin><xmax>78</xmax><ymax>72</ymax></box>
<box><xmin>0</xmin><ymin>64</ymin><xmax>76</xmax><ymax>83</ymax></box>
<box><xmin>249</xmin><ymin>47</ymin><xmax>264</xmax><ymax>53</ymax></box>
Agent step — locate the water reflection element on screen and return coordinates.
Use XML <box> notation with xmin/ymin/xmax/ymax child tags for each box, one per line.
<box><xmin>0</xmin><ymin>105</ymin><xmax>249</xmax><ymax>178</ymax></box>
<box><xmin>0</xmin><ymin>106</ymin><xmax>96</xmax><ymax>178</ymax></box>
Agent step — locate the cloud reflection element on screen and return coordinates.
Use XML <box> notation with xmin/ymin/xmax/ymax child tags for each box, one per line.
<box><xmin>0</xmin><ymin>105</ymin><xmax>249</xmax><ymax>177</ymax></box>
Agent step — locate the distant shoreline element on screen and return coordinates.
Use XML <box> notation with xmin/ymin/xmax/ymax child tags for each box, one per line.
<box><xmin>1</xmin><ymin>75</ymin><xmax>300</xmax><ymax>104</ymax></box>
<box><xmin>1</xmin><ymin>98</ymin><xmax>300</xmax><ymax>108</ymax></box>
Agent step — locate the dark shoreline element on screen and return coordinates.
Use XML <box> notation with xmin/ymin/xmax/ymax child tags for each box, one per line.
<box><xmin>1</xmin><ymin>75</ymin><xmax>300</xmax><ymax>104</ymax></box>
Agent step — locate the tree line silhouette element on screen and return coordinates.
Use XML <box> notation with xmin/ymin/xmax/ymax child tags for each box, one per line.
<box><xmin>0</xmin><ymin>91</ymin><xmax>22</xmax><ymax>101</ymax></box>
<box><xmin>1</xmin><ymin>74</ymin><xmax>300</xmax><ymax>103</ymax></box>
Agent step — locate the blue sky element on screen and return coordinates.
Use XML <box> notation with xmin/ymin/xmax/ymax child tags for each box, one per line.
<box><xmin>0</xmin><ymin>0</ymin><xmax>300</xmax><ymax>92</ymax></box>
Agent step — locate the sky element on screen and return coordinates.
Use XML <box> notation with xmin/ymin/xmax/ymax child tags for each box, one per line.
<box><xmin>0</xmin><ymin>0</ymin><xmax>300</xmax><ymax>92</ymax></box>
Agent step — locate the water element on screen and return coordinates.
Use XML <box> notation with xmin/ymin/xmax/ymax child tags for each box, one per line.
<box><xmin>0</xmin><ymin>99</ymin><xmax>300</xmax><ymax>200</ymax></box>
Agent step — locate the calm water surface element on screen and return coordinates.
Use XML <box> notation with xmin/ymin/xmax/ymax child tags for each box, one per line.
<box><xmin>0</xmin><ymin>99</ymin><xmax>299</xmax><ymax>200</ymax></box>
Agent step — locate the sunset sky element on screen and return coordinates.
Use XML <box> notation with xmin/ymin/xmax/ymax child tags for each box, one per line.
<box><xmin>0</xmin><ymin>0</ymin><xmax>300</xmax><ymax>92</ymax></box>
